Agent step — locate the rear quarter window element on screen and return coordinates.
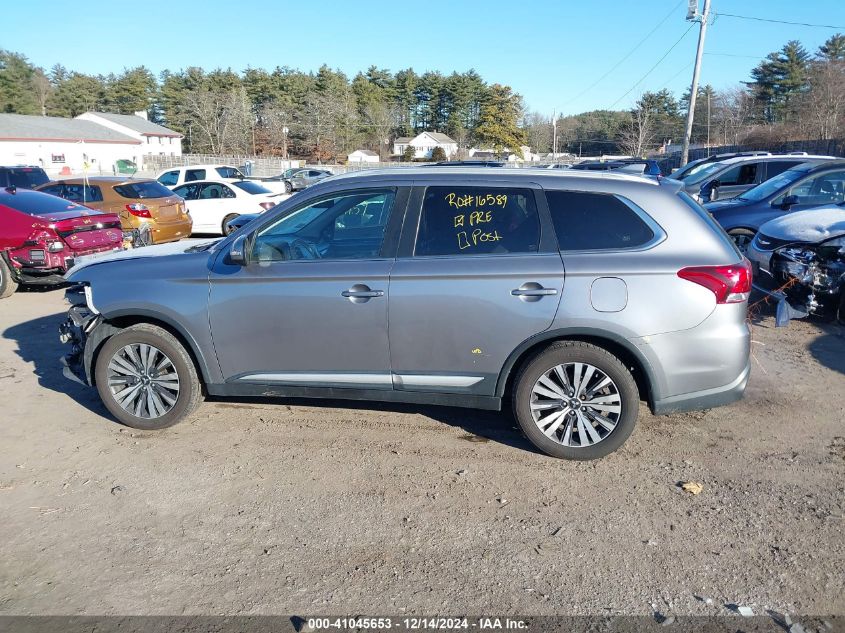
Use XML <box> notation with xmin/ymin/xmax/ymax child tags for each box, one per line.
<box><xmin>546</xmin><ymin>190</ymin><xmax>655</xmax><ymax>250</ymax></box>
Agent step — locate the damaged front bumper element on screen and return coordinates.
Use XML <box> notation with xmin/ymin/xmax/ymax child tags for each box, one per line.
<box><xmin>756</xmin><ymin>243</ymin><xmax>845</xmax><ymax>325</ymax></box>
<box><xmin>59</xmin><ymin>304</ymin><xmax>102</xmax><ymax>386</ymax></box>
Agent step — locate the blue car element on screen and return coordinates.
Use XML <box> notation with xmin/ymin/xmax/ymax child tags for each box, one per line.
<box><xmin>704</xmin><ymin>159</ymin><xmax>845</xmax><ymax>252</ymax></box>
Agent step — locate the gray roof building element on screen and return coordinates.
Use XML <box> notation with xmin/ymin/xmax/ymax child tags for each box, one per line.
<box><xmin>79</xmin><ymin>112</ymin><xmax>182</xmax><ymax>138</ymax></box>
<box><xmin>0</xmin><ymin>114</ymin><xmax>140</xmax><ymax>144</ymax></box>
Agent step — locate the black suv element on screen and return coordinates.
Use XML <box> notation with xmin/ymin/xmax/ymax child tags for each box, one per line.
<box><xmin>0</xmin><ymin>166</ymin><xmax>50</xmax><ymax>190</ymax></box>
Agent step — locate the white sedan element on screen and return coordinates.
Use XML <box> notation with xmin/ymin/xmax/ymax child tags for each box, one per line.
<box><xmin>171</xmin><ymin>180</ymin><xmax>289</xmax><ymax>235</ymax></box>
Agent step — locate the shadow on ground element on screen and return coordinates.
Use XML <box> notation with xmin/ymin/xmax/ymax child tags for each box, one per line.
<box><xmin>807</xmin><ymin>326</ymin><xmax>845</xmax><ymax>376</ymax></box>
<box><xmin>208</xmin><ymin>394</ymin><xmax>538</xmax><ymax>454</ymax></box>
<box><xmin>3</xmin><ymin>310</ymin><xmax>538</xmax><ymax>453</ymax></box>
<box><xmin>2</xmin><ymin>311</ymin><xmax>108</xmax><ymax>417</ymax></box>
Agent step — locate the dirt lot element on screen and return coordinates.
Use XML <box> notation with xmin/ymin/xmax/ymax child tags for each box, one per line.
<box><xmin>0</xmin><ymin>288</ymin><xmax>843</xmax><ymax>618</ymax></box>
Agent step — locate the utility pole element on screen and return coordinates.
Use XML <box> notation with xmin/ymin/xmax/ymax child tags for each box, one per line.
<box><xmin>680</xmin><ymin>0</ymin><xmax>711</xmax><ymax>167</ymax></box>
<box><xmin>552</xmin><ymin>111</ymin><xmax>558</xmax><ymax>159</ymax></box>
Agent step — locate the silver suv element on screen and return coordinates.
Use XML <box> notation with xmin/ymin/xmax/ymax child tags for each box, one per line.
<box><xmin>60</xmin><ymin>168</ymin><xmax>751</xmax><ymax>460</ymax></box>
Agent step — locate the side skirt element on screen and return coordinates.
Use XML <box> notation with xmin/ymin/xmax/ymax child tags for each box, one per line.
<box><xmin>206</xmin><ymin>383</ymin><xmax>502</xmax><ymax>411</ymax></box>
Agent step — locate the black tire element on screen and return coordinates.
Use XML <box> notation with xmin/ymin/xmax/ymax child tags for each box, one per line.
<box><xmin>0</xmin><ymin>257</ymin><xmax>19</xmax><ymax>299</ymax></box>
<box><xmin>94</xmin><ymin>324</ymin><xmax>202</xmax><ymax>430</ymax></box>
<box><xmin>512</xmin><ymin>341</ymin><xmax>639</xmax><ymax>460</ymax></box>
<box><xmin>728</xmin><ymin>228</ymin><xmax>755</xmax><ymax>255</ymax></box>
<box><xmin>222</xmin><ymin>214</ymin><xmax>239</xmax><ymax>235</ymax></box>
<box><xmin>284</xmin><ymin>180</ymin><xmax>293</xmax><ymax>194</ymax></box>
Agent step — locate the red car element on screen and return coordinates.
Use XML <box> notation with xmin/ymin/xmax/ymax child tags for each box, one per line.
<box><xmin>0</xmin><ymin>186</ymin><xmax>123</xmax><ymax>299</ymax></box>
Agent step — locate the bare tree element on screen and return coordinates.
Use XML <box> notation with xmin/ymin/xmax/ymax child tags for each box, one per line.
<box><xmin>713</xmin><ymin>86</ymin><xmax>753</xmax><ymax>145</ymax></box>
<box><xmin>618</xmin><ymin>106</ymin><xmax>654</xmax><ymax>157</ymax></box>
<box><xmin>181</xmin><ymin>87</ymin><xmax>252</xmax><ymax>154</ymax></box>
<box><xmin>797</xmin><ymin>60</ymin><xmax>845</xmax><ymax>139</ymax></box>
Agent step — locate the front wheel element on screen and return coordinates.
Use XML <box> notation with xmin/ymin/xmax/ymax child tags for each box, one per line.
<box><xmin>94</xmin><ymin>324</ymin><xmax>202</xmax><ymax>430</ymax></box>
<box><xmin>728</xmin><ymin>228</ymin><xmax>755</xmax><ymax>255</ymax></box>
<box><xmin>284</xmin><ymin>180</ymin><xmax>293</xmax><ymax>193</ymax></box>
<box><xmin>222</xmin><ymin>214</ymin><xmax>240</xmax><ymax>235</ymax></box>
<box><xmin>512</xmin><ymin>341</ymin><xmax>639</xmax><ymax>460</ymax></box>
<box><xmin>0</xmin><ymin>257</ymin><xmax>19</xmax><ymax>299</ymax></box>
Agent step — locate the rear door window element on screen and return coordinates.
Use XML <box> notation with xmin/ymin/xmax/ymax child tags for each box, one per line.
<box><xmin>185</xmin><ymin>169</ymin><xmax>206</xmax><ymax>181</ymax></box>
<box><xmin>546</xmin><ymin>190</ymin><xmax>655</xmax><ymax>251</ymax></box>
<box><xmin>764</xmin><ymin>160</ymin><xmax>801</xmax><ymax>180</ymax></box>
<box><xmin>414</xmin><ymin>186</ymin><xmax>540</xmax><ymax>256</ymax></box>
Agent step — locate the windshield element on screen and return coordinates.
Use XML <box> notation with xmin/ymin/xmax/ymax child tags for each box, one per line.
<box><xmin>232</xmin><ymin>181</ymin><xmax>272</xmax><ymax>195</ymax></box>
<box><xmin>735</xmin><ymin>169</ymin><xmax>805</xmax><ymax>202</ymax></box>
<box><xmin>680</xmin><ymin>161</ymin><xmax>733</xmax><ymax>185</ymax></box>
<box><xmin>281</xmin><ymin>168</ymin><xmax>303</xmax><ymax>178</ymax></box>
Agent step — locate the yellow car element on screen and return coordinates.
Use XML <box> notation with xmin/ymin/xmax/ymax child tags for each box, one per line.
<box><xmin>37</xmin><ymin>177</ymin><xmax>192</xmax><ymax>246</ymax></box>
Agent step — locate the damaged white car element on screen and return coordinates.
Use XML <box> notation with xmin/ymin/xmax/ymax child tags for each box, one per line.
<box><xmin>747</xmin><ymin>206</ymin><xmax>845</xmax><ymax>325</ymax></box>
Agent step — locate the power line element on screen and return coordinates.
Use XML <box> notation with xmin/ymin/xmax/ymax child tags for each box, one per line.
<box><xmin>609</xmin><ymin>23</ymin><xmax>696</xmax><ymax>109</ymax></box>
<box><xmin>715</xmin><ymin>12</ymin><xmax>845</xmax><ymax>30</ymax></box>
<box><xmin>559</xmin><ymin>0</ymin><xmax>684</xmax><ymax>108</ymax></box>
<box><xmin>658</xmin><ymin>61</ymin><xmax>693</xmax><ymax>90</ymax></box>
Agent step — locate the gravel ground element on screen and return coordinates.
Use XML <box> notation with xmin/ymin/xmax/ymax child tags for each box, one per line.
<box><xmin>0</xmin><ymin>288</ymin><xmax>843</xmax><ymax>618</ymax></box>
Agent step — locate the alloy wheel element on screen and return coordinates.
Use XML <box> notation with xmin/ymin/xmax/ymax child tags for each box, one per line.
<box><xmin>106</xmin><ymin>343</ymin><xmax>180</xmax><ymax>419</ymax></box>
<box><xmin>529</xmin><ymin>362</ymin><xmax>622</xmax><ymax>447</ymax></box>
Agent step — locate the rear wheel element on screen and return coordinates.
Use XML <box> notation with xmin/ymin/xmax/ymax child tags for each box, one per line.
<box><xmin>94</xmin><ymin>324</ymin><xmax>202</xmax><ymax>430</ymax></box>
<box><xmin>0</xmin><ymin>257</ymin><xmax>19</xmax><ymax>299</ymax></box>
<box><xmin>222</xmin><ymin>214</ymin><xmax>239</xmax><ymax>235</ymax></box>
<box><xmin>512</xmin><ymin>341</ymin><xmax>639</xmax><ymax>460</ymax></box>
<box><xmin>728</xmin><ymin>228</ymin><xmax>755</xmax><ymax>255</ymax></box>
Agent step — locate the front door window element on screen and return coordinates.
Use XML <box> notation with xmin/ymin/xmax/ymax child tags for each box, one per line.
<box><xmin>253</xmin><ymin>189</ymin><xmax>396</xmax><ymax>261</ymax></box>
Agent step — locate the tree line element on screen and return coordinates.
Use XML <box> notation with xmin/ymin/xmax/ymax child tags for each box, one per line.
<box><xmin>521</xmin><ymin>33</ymin><xmax>845</xmax><ymax>157</ymax></box>
<box><xmin>1</xmin><ymin>33</ymin><xmax>844</xmax><ymax>160</ymax></box>
<box><xmin>0</xmin><ymin>56</ymin><xmax>526</xmax><ymax>161</ymax></box>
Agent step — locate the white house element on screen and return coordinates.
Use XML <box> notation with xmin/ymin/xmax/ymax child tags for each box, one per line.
<box><xmin>393</xmin><ymin>131</ymin><xmax>458</xmax><ymax>159</ymax></box>
<box><xmin>347</xmin><ymin>149</ymin><xmax>380</xmax><ymax>164</ymax></box>
<box><xmin>469</xmin><ymin>145</ymin><xmax>535</xmax><ymax>162</ymax></box>
<box><xmin>76</xmin><ymin>111</ymin><xmax>182</xmax><ymax>161</ymax></box>
<box><xmin>0</xmin><ymin>113</ymin><xmax>143</xmax><ymax>176</ymax></box>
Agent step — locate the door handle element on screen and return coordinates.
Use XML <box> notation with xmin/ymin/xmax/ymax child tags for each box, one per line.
<box><xmin>342</xmin><ymin>290</ymin><xmax>384</xmax><ymax>298</ymax></box>
<box><xmin>342</xmin><ymin>284</ymin><xmax>384</xmax><ymax>303</ymax></box>
<box><xmin>511</xmin><ymin>283</ymin><xmax>558</xmax><ymax>302</ymax></box>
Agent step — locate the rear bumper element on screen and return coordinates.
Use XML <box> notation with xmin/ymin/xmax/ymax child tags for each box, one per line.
<box><xmin>150</xmin><ymin>219</ymin><xmax>193</xmax><ymax>244</ymax></box>
<box><xmin>652</xmin><ymin>360</ymin><xmax>750</xmax><ymax>414</ymax></box>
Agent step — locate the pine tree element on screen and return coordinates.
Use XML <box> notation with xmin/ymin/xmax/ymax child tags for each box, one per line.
<box><xmin>430</xmin><ymin>146</ymin><xmax>447</xmax><ymax>161</ymax></box>
<box><xmin>818</xmin><ymin>33</ymin><xmax>845</xmax><ymax>61</ymax></box>
<box><xmin>402</xmin><ymin>144</ymin><xmax>415</xmax><ymax>162</ymax></box>
<box><xmin>475</xmin><ymin>84</ymin><xmax>526</xmax><ymax>157</ymax></box>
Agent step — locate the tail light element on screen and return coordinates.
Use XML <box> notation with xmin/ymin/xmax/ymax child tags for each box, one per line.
<box><xmin>126</xmin><ymin>203</ymin><xmax>151</xmax><ymax>218</ymax></box>
<box><xmin>259</xmin><ymin>202</ymin><xmax>275</xmax><ymax>211</ymax></box>
<box><xmin>678</xmin><ymin>258</ymin><xmax>752</xmax><ymax>304</ymax></box>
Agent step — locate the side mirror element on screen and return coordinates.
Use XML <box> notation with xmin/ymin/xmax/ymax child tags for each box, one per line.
<box><xmin>228</xmin><ymin>234</ymin><xmax>248</xmax><ymax>265</ymax></box>
<box><xmin>710</xmin><ymin>179</ymin><xmax>721</xmax><ymax>189</ymax></box>
<box><xmin>781</xmin><ymin>194</ymin><xmax>799</xmax><ymax>210</ymax></box>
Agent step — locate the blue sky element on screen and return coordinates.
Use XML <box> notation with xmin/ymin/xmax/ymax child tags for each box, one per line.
<box><xmin>5</xmin><ymin>0</ymin><xmax>845</xmax><ymax>116</ymax></box>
